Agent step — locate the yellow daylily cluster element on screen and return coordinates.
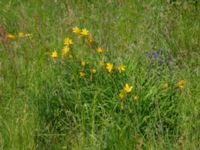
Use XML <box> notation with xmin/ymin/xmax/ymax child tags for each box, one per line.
<box><xmin>51</xmin><ymin>37</ymin><xmax>73</xmax><ymax>59</ymax></box>
<box><xmin>6</xmin><ymin>32</ymin><xmax>31</xmax><ymax>39</ymax></box>
<box><xmin>50</xmin><ymin>26</ymin><xmax>186</xmax><ymax>104</ymax></box>
<box><xmin>105</xmin><ymin>63</ymin><xmax>126</xmax><ymax>73</ymax></box>
<box><xmin>162</xmin><ymin>80</ymin><xmax>186</xmax><ymax>89</ymax></box>
<box><xmin>72</xmin><ymin>26</ymin><xmax>89</xmax><ymax>36</ymax></box>
<box><xmin>72</xmin><ymin>26</ymin><xmax>95</xmax><ymax>45</ymax></box>
<box><xmin>50</xmin><ymin>26</ymin><xmax>127</xmax><ymax>79</ymax></box>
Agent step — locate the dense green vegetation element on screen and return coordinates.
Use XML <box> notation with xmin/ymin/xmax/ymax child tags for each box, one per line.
<box><xmin>0</xmin><ymin>0</ymin><xmax>200</xmax><ymax>149</ymax></box>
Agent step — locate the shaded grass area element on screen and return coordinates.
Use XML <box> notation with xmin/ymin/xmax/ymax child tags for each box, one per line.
<box><xmin>0</xmin><ymin>0</ymin><xmax>200</xmax><ymax>149</ymax></box>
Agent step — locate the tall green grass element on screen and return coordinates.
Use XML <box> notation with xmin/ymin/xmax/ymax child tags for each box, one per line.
<box><xmin>0</xmin><ymin>0</ymin><xmax>200</xmax><ymax>149</ymax></box>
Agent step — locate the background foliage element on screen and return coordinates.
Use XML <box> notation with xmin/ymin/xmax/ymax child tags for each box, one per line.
<box><xmin>0</xmin><ymin>0</ymin><xmax>200</xmax><ymax>149</ymax></box>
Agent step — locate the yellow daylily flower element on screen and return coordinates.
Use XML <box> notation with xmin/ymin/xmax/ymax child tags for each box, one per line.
<box><xmin>6</xmin><ymin>33</ymin><xmax>16</xmax><ymax>39</ymax></box>
<box><xmin>118</xmin><ymin>64</ymin><xmax>125</xmax><ymax>73</ymax></box>
<box><xmin>64</xmin><ymin>37</ymin><xmax>73</xmax><ymax>46</ymax></box>
<box><xmin>73</xmin><ymin>26</ymin><xmax>80</xmax><ymax>34</ymax></box>
<box><xmin>97</xmin><ymin>47</ymin><xmax>103</xmax><ymax>53</ymax></box>
<box><xmin>80</xmin><ymin>28</ymin><xmax>89</xmax><ymax>36</ymax></box>
<box><xmin>62</xmin><ymin>47</ymin><xmax>70</xmax><ymax>58</ymax></box>
<box><xmin>163</xmin><ymin>82</ymin><xmax>169</xmax><ymax>89</ymax></box>
<box><xmin>106</xmin><ymin>63</ymin><xmax>113</xmax><ymax>73</ymax></box>
<box><xmin>91</xmin><ymin>68</ymin><xmax>96</xmax><ymax>73</ymax></box>
<box><xmin>80</xmin><ymin>71</ymin><xmax>86</xmax><ymax>77</ymax></box>
<box><xmin>18</xmin><ymin>32</ymin><xmax>25</xmax><ymax>38</ymax></box>
<box><xmin>178</xmin><ymin>80</ymin><xmax>185</xmax><ymax>89</ymax></box>
<box><xmin>51</xmin><ymin>50</ymin><xmax>58</xmax><ymax>59</ymax></box>
<box><xmin>124</xmin><ymin>84</ymin><xmax>132</xmax><ymax>93</ymax></box>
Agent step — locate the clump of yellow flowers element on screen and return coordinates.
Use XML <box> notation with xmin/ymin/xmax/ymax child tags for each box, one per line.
<box><xmin>49</xmin><ymin>26</ymin><xmax>185</xmax><ymax>104</ymax></box>
<box><xmin>6</xmin><ymin>32</ymin><xmax>31</xmax><ymax>39</ymax></box>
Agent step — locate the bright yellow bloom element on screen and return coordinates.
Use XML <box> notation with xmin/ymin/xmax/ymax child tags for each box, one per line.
<box><xmin>133</xmin><ymin>95</ymin><xmax>139</xmax><ymax>101</ymax></box>
<box><xmin>64</xmin><ymin>37</ymin><xmax>73</xmax><ymax>46</ymax></box>
<box><xmin>163</xmin><ymin>82</ymin><xmax>169</xmax><ymax>88</ymax></box>
<box><xmin>97</xmin><ymin>47</ymin><xmax>103</xmax><ymax>53</ymax></box>
<box><xmin>51</xmin><ymin>50</ymin><xmax>58</xmax><ymax>59</ymax></box>
<box><xmin>18</xmin><ymin>32</ymin><xmax>25</xmax><ymax>38</ymax></box>
<box><xmin>80</xmin><ymin>28</ymin><xmax>89</xmax><ymax>36</ymax></box>
<box><xmin>80</xmin><ymin>71</ymin><xmax>86</xmax><ymax>77</ymax></box>
<box><xmin>91</xmin><ymin>68</ymin><xmax>96</xmax><ymax>73</ymax></box>
<box><xmin>6</xmin><ymin>33</ymin><xmax>16</xmax><ymax>39</ymax></box>
<box><xmin>62</xmin><ymin>47</ymin><xmax>70</xmax><ymax>58</ymax></box>
<box><xmin>124</xmin><ymin>84</ymin><xmax>132</xmax><ymax>93</ymax></box>
<box><xmin>178</xmin><ymin>80</ymin><xmax>185</xmax><ymax>89</ymax></box>
<box><xmin>73</xmin><ymin>26</ymin><xmax>80</xmax><ymax>34</ymax></box>
<box><xmin>118</xmin><ymin>64</ymin><xmax>125</xmax><ymax>73</ymax></box>
<box><xmin>119</xmin><ymin>92</ymin><xmax>125</xmax><ymax>100</ymax></box>
<box><xmin>106</xmin><ymin>63</ymin><xmax>113</xmax><ymax>73</ymax></box>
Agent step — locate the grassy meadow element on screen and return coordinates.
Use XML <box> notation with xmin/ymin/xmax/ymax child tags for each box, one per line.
<box><xmin>0</xmin><ymin>0</ymin><xmax>200</xmax><ymax>149</ymax></box>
